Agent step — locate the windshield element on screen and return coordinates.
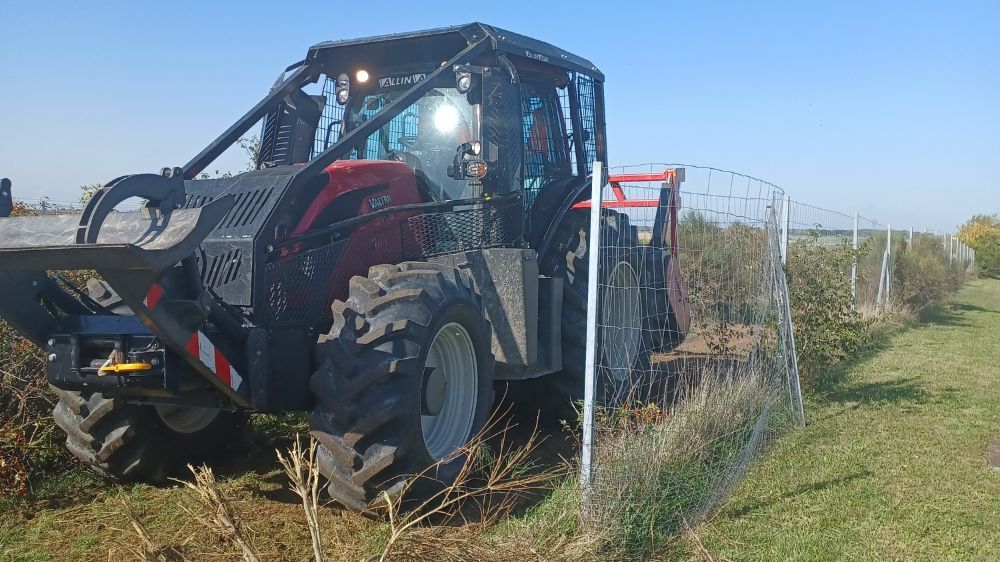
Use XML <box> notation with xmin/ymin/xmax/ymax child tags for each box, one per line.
<box><xmin>312</xmin><ymin>75</ymin><xmax>481</xmax><ymax>201</ymax></box>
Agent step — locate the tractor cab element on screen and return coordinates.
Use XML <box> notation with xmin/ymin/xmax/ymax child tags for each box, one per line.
<box><xmin>224</xmin><ymin>23</ymin><xmax>607</xmax><ymax>249</ymax></box>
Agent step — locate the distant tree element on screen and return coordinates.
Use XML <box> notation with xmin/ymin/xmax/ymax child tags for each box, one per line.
<box><xmin>198</xmin><ymin>135</ymin><xmax>261</xmax><ymax>179</ymax></box>
<box><xmin>957</xmin><ymin>214</ymin><xmax>1000</xmax><ymax>278</ymax></box>
<box><xmin>80</xmin><ymin>184</ymin><xmax>103</xmax><ymax>206</ymax></box>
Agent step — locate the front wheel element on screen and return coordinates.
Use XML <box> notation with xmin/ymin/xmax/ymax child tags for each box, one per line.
<box><xmin>310</xmin><ymin>262</ymin><xmax>495</xmax><ymax>512</ymax></box>
<box><xmin>51</xmin><ymin>388</ymin><xmax>241</xmax><ymax>482</ymax></box>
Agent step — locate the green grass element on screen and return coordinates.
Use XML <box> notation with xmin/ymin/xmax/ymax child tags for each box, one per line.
<box><xmin>3</xmin><ymin>283</ymin><xmax>997</xmax><ymax>560</ymax></box>
<box><xmin>677</xmin><ymin>279</ymin><xmax>1000</xmax><ymax>561</ymax></box>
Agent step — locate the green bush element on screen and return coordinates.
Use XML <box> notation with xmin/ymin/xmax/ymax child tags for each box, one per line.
<box><xmin>893</xmin><ymin>234</ymin><xmax>965</xmax><ymax>311</ymax></box>
<box><xmin>958</xmin><ymin>214</ymin><xmax>1000</xmax><ymax>278</ymax></box>
<box><xmin>676</xmin><ymin>212</ymin><xmax>769</xmax><ymax>326</ymax></box>
<box><xmin>786</xmin><ymin>234</ymin><xmax>875</xmax><ymax>389</ymax></box>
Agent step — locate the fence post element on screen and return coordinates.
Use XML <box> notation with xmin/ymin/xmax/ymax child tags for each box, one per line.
<box><xmin>580</xmin><ymin>161</ymin><xmax>602</xmax><ymax>496</ymax></box>
<box><xmin>780</xmin><ymin>194</ymin><xmax>790</xmax><ymax>265</ymax></box>
<box><xmin>886</xmin><ymin>224</ymin><xmax>892</xmax><ymax>304</ymax></box>
<box><xmin>908</xmin><ymin>226</ymin><xmax>913</xmax><ymax>246</ymax></box>
<box><xmin>851</xmin><ymin>213</ymin><xmax>859</xmax><ymax>310</ymax></box>
<box><xmin>876</xmin><ymin>225</ymin><xmax>889</xmax><ymax>310</ymax></box>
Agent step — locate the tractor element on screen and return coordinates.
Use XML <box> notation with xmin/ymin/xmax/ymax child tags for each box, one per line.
<box><xmin>0</xmin><ymin>23</ymin><xmax>689</xmax><ymax>511</ymax></box>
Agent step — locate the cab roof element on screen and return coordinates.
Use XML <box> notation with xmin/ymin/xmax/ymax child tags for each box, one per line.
<box><xmin>307</xmin><ymin>22</ymin><xmax>603</xmax><ymax>80</ymax></box>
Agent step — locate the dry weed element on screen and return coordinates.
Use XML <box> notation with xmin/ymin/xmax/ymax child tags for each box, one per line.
<box><xmin>276</xmin><ymin>434</ymin><xmax>325</xmax><ymax>562</ymax></box>
<box><xmin>374</xmin><ymin>411</ymin><xmax>569</xmax><ymax>561</ymax></box>
<box><xmin>174</xmin><ymin>464</ymin><xmax>261</xmax><ymax>562</ymax></box>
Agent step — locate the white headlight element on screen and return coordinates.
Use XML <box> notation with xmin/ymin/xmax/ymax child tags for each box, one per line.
<box><xmin>355</xmin><ymin>69</ymin><xmax>369</xmax><ymax>83</ymax></box>
<box><xmin>433</xmin><ymin>104</ymin><xmax>460</xmax><ymax>133</ymax></box>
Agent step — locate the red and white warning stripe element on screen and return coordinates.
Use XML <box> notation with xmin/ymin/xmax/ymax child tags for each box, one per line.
<box><xmin>144</xmin><ymin>283</ymin><xmax>164</xmax><ymax>310</ymax></box>
<box><xmin>186</xmin><ymin>330</ymin><xmax>243</xmax><ymax>391</ymax></box>
<box><xmin>144</xmin><ymin>283</ymin><xmax>243</xmax><ymax>392</ymax></box>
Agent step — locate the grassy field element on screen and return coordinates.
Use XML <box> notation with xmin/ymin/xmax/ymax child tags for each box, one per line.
<box><xmin>2</xmin><ymin>281</ymin><xmax>997</xmax><ymax>561</ymax></box>
<box><xmin>678</xmin><ymin>279</ymin><xmax>1000</xmax><ymax>561</ymax></box>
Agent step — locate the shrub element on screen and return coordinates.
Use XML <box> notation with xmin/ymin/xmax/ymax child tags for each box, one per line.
<box><xmin>676</xmin><ymin>212</ymin><xmax>769</xmax><ymax>327</ymax></box>
<box><xmin>893</xmin><ymin>234</ymin><xmax>965</xmax><ymax>311</ymax></box>
<box><xmin>786</xmin><ymin>234</ymin><xmax>875</xmax><ymax>389</ymax></box>
<box><xmin>958</xmin><ymin>214</ymin><xmax>1000</xmax><ymax>278</ymax></box>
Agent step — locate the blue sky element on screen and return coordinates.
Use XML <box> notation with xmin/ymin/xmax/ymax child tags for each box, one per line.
<box><xmin>0</xmin><ymin>1</ymin><xmax>996</xmax><ymax>231</ymax></box>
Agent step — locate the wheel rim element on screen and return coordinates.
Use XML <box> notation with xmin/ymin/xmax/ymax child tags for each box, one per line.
<box><xmin>421</xmin><ymin>321</ymin><xmax>478</xmax><ymax>461</ymax></box>
<box><xmin>154</xmin><ymin>404</ymin><xmax>219</xmax><ymax>434</ymax></box>
<box><xmin>601</xmin><ymin>260</ymin><xmax>643</xmax><ymax>386</ymax></box>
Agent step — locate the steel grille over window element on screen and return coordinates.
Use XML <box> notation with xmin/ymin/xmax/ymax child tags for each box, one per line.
<box><xmin>312</xmin><ymin>76</ymin><xmax>346</xmax><ymax>158</ymax></box>
<box><xmin>353</xmin><ymin>100</ymin><xmax>420</xmax><ymax>160</ymax></box>
<box><xmin>575</xmin><ymin>73</ymin><xmax>598</xmax><ymax>174</ymax></box>
<box><xmin>521</xmin><ymin>87</ymin><xmax>572</xmax><ymax>208</ymax></box>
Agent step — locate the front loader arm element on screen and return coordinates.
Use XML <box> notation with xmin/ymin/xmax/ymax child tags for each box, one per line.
<box><xmin>0</xmin><ymin>175</ymin><xmax>251</xmax><ymax>407</ymax></box>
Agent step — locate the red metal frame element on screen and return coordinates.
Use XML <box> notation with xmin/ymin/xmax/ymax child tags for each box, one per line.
<box><xmin>571</xmin><ymin>168</ymin><xmax>680</xmax><ymax>209</ymax></box>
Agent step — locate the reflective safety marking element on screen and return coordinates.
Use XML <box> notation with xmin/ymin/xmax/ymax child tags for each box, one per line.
<box><xmin>144</xmin><ymin>283</ymin><xmax>164</xmax><ymax>310</ymax></box>
<box><xmin>185</xmin><ymin>330</ymin><xmax>242</xmax><ymax>391</ymax></box>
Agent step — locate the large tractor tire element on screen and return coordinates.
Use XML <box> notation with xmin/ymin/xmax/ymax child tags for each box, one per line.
<box><xmin>541</xmin><ymin>210</ymin><xmax>651</xmax><ymax>409</ymax></box>
<box><xmin>51</xmin><ymin>387</ymin><xmax>241</xmax><ymax>481</ymax></box>
<box><xmin>310</xmin><ymin>262</ymin><xmax>494</xmax><ymax>512</ymax></box>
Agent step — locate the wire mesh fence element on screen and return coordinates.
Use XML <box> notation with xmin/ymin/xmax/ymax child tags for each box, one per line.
<box><xmin>784</xmin><ymin>200</ymin><xmax>888</xmax><ymax>313</ymax></box>
<box><xmin>578</xmin><ymin>161</ymin><xmax>978</xmax><ymax>558</ymax></box>
<box><xmin>580</xmin><ymin>163</ymin><xmax>802</xmax><ymax>557</ymax></box>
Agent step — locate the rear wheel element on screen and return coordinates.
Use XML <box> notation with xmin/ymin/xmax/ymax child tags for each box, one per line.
<box><xmin>310</xmin><ymin>262</ymin><xmax>494</xmax><ymax>512</ymax></box>
<box><xmin>51</xmin><ymin>388</ymin><xmax>240</xmax><ymax>482</ymax></box>
<box><xmin>541</xmin><ymin>210</ymin><xmax>650</xmax><ymax>410</ymax></box>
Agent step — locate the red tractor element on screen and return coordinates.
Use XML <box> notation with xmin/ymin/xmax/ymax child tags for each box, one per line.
<box><xmin>0</xmin><ymin>23</ymin><xmax>689</xmax><ymax>510</ymax></box>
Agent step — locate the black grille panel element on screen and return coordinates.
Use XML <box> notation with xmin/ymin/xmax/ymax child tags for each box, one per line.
<box><xmin>263</xmin><ymin>241</ymin><xmax>346</xmax><ymax>325</ymax></box>
<box><xmin>184</xmin><ymin>169</ymin><xmax>296</xmax><ymax>306</ymax></box>
<box><xmin>221</xmin><ymin>189</ymin><xmax>274</xmax><ymax>229</ymax></box>
<box><xmin>402</xmin><ymin>202</ymin><xmax>522</xmax><ymax>259</ymax></box>
<box><xmin>204</xmin><ymin>249</ymin><xmax>243</xmax><ymax>289</ymax></box>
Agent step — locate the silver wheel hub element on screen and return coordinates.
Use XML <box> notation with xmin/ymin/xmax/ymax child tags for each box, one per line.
<box><xmin>421</xmin><ymin>322</ymin><xmax>478</xmax><ymax>461</ymax></box>
<box><xmin>601</xmin><ymin>260</ymin><xmax>643</xmax><ymax>386</ymax></box>
<box><xmin>154</xmin><ymin>404</ymin><xmax>219</xmax><ymax>434</ymax></box>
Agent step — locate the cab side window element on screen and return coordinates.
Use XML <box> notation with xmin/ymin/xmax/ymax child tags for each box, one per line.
<box><xmin>520</xmin><ymin>80</ymin><xmax>573</xmax><ymax>207</ymax></box>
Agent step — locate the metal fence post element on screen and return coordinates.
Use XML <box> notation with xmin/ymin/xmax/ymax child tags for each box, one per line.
<box><xmin>580</xmin><ymin>161</ymin><xmax>602</xmax><ymax>496</ymax></box>
<box><xmin>780</xmin><ymin>194</ymin><xmax>790</xmax><ymax>265</ymax></box>
<box><xmin>949</xmin><ymin>235</ymin><xmax>954</xmax><ymax>265</ymax></box>
<box><xmin>876</xmin><ymin>224</ymin><xmax>889</xmax><ymax>310</ymax></box>
<box><xmin>851</xmin><ymin>213</ymin><xmax>859</xmax><ymax>310</ymax></box>
<box><xmin>886</xmin><ymin>224</ymin><xmax>892</xmax><ymax>304</ymax></box>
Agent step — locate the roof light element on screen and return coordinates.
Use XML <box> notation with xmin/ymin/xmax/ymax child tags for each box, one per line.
<box><xmin>455</xmin><ymin>67</ymin><xmax>472</xmax><ymax>93</ymax></box>
<box><xmin>335</xmin><ymin>73</ymin><xmax>350</xmax><ymax>105</ymax></box>
<box><xmin>355</xmin><ymin>69</ymin><xmax>369</xmax><ymax>83</ymax></box>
